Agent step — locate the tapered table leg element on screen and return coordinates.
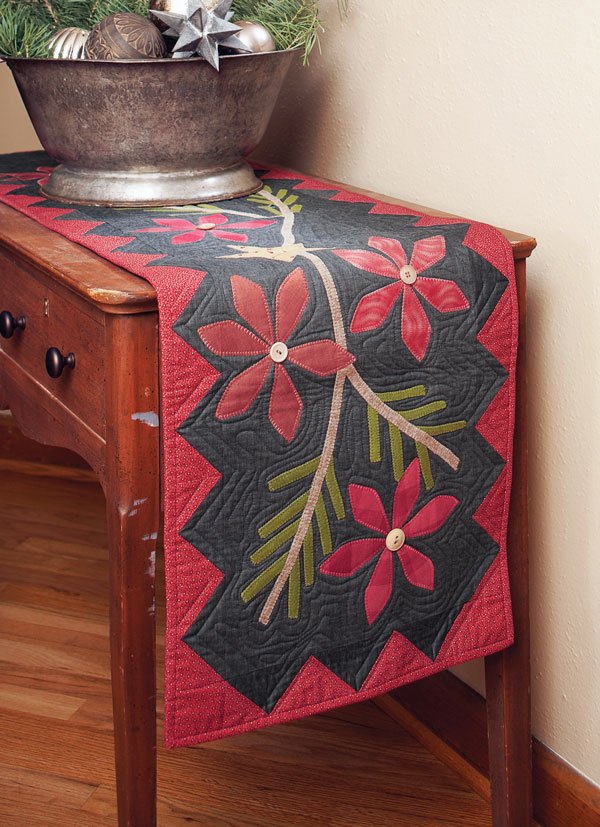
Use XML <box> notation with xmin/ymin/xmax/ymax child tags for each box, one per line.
<box><xmin>485</xmin><ymin>258</ymin><xmax>532</xmax><ymax>826</ymax></box>
<box><xmin>104</xmin><ymin>312</ymin><xmax>160</xmax><ymax>827</ymax></box>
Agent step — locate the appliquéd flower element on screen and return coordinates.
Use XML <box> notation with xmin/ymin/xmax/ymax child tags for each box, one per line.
<box><xmin>135</xmin><ymin>212</ymin><xmax>274</xmax><ymax>245</ymax></box>
<box><xmin>321</xmin><ymin>459</ymin><xmax>458</xmax><ymax>624</ymax></box>
<box><xmin>198</xmin><ymin>268</ymin><xmax>355</xmax><ymax>442</ymax></box>
<box><xmin>333</xmin><ymin>236</ymin><xmax>469</xmax><ymax>361</ymax></box>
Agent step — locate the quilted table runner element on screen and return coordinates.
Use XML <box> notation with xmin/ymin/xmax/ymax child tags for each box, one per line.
<box><xmin>0</xmin><ymin>152</ymin><xmax>517</xmax><ymax>747</ymax></box>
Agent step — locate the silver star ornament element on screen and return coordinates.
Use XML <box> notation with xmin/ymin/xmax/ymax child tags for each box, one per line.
<box><xmin>152</xmin><ymin>0</ymin><xmax>250</xmax><ymax>69</ymax></box>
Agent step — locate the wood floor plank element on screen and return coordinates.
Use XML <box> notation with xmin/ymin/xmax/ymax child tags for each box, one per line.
<box><xmin>0</xmin><ymin>763</ymin><xmax>97</xmax><ymax>808</ymax></box>
<box><xmin>0</xmin><ymin>683</ymin><xmax>85</xmax><ymax>720</ymax></box>
<box><xmin>0</xmin><ymin>469</ymin><xmax>494</xmax><ymax>826</ymax></box>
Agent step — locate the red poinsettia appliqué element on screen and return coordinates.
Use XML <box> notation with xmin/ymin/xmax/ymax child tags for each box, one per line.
<box><xmin>198</xmin><ymin>268</ymin><xmax>355</xmax><ymax>442</ymax></box>
<box><xmin>321</xmin><ymin>459</ymin><xmax>458</xmax><ymax>624</ymax></box>
<box><xmin>135</xmin><ymin>212</ymin><xmax>274</xmax><ymax>245</ymax></box>
<box><xmin>333</xmin><ymin>235</ymin><xmax>469</xmax><ymax>361</ymax></box>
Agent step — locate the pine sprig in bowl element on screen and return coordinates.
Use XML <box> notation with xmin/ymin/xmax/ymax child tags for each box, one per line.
<box><xmin>0</xmin><ymin>0</ymin><xmax>149</xmax><ymax>56</ymax></box>
<box><xmin>232</xmin><ymin>0</ymin><xmax>348</xmax><ymax>63</ymax></box>
<box><xmin>0</xmin><ymin>0</ymin><xmax>347</xmax><ymax>59</ymax></box>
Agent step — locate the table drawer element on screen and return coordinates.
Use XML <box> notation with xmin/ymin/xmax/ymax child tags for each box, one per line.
<box><xmin>0</xmin><ymin>251</ymin><xmax>106</xmax><ymax>437</ymax></box>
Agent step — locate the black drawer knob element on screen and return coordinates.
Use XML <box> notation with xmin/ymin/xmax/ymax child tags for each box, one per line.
<box><xmin>45</xmin><ymin>347</ymin><xmax>76</xmax><ymax>379</ymax></box>
<box><xmin>0</xmin><ymin>310</ymin><xmax>26</xmax><ymax>339</ymax></box>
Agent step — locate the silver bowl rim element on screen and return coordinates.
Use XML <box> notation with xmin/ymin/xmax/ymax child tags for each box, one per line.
<box><xmin>3</xmin><ymin>47</ymin><xmax>300</xmax><ymax>65</ymax></box>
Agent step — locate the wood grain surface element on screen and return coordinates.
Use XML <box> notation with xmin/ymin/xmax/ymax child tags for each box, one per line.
<box><xmin>0</xmin><ymin>468</ymin><xmax>497</xmax><ymax>827</ymax></box>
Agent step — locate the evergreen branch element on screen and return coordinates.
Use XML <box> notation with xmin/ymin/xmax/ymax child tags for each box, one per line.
<box><xmin>258</xmin><ymin>491</ymin><xmax>309</xmax><ymax>539</ymax></box>
<box><xmin>259</xmin><ymin>373</ymin><xmax>345</xmax><ymax>624</ymax></box>
<box><xmin>232</xmin><ymin>0</ymin><xmax>322</xmax><ymax>63</ymax></box>
<box><xmin>421</xmin><ymin>421</ymin><xmax>467</xmax><ymax>436</ymax></box>
<box><xmin>288</xmin><ymin>558</ymin><xmax>301</xmax><ymax>619</ymax></box>
<box><xmin>268</xmin><ymin>455</ymin><xmax>320</xmax><ymax>491</ymax></box>
<box><xmin>250</xmin><ymin>186</ymin><xmax>303</xmax><ymax>215</ymax></box>
<box><xmin>368</xmin><ymin>404</ymin><xmax>381</xmax><ymax>462</ymax></box>
<box><xmin>388</xmin><ymin>421</ymin><xmax>404</xmax><ymax>479</ymax></box>
<box><xmin>401</xmin><ymin>400</ymin><xmax>447</xmax><ymax>421</ymax></box>
<box><xmin>241</xmin><ymin>554</ymin><xmax>286</xmax><ymax>603</ymax></box>
<box><xmin>315</xmin><ymin>492</ymin><xmax>332</xmax><ymax>555</ymax></box>
<box><xmin>366</xmin><ymin>386</ymin><xmax>467</xmax><ymax>486</ymax></box>
<box><xmin>379</xmin><ymin>385</ymin><xmax>426</xmax><ymax>403</ymax></box>
<box><xmin>416</xmin><ymin>441</ymin><xmax>434</xmax><ymax>490</ymax></box>
<box><xmin>325</xmin><ymin>461</ymin><xmax>344</xmax><ymax>519</ymax></box>
<box><xmin>0</xmin><ymin>0</ymin><xmax>149</xmax><ymax>56</ymax></box>
<box><xmin>0</xmin><ymin>1</ymin><xmax>53</xmax><ymax>57</ymax></box>
<box><xmin>258</xmin><ymin>187</ymin><xmax>297</xmax><ymax>243</ymax></box>
<box><xmin>302</xmin><ymin>524</ymin><xmax>314</xmax><ymax>586</ymax></box>
<box><xmin>244</xmin><ymin>450</ymin><xmax>344</xmax><ymax>619</ymax></box>
<box><xmin>251</xmin><ymin>519</ymin><xmax>300</xmax><ymax>565</ymax></box>
<box><xmin>348</xmin><ymin>367</ymin><xmax>460</xmax><ymax>471</ymax></box>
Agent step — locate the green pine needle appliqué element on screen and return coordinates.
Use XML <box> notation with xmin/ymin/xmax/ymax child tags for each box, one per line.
<box><xmin>242</xmin><ymin>455</ymin><xmax>345</xmax><ymax>619</ymax></box>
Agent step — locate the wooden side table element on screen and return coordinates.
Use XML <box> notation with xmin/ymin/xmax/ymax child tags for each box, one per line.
<box><xmin>0</xmin><ymin>190</ymin><xmax>536</xmax><ymax>827</ymax></box>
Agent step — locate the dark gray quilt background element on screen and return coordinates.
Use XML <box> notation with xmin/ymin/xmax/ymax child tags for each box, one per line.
<box><xmin>0</xmin><ymin>155</ymin><xmax>509</xmax><ymax>713</ymax></box>
<box><xmin>172</xmin><ymin>178</ymin><xmax>508</xmax><ymax>712</ymax></box>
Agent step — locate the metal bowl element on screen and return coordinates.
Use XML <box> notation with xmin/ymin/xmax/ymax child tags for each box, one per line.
<box><xmin>6</xmin><ymin>50</ymin><xmax>297</xmax><ymax>206</ymax></box>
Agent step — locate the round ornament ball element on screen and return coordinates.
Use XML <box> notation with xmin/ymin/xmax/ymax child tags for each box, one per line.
<box><xmin>85</xmin><ymin>13</ymin><xmax>166</xmax><ymax>60</ymax></box>
<box><xmin>48</xmin><ymin>27</ymin><xmax>90</xmax><ymax>59</ymax></box>
<box><xmin>232</xmin><ymin>21</ymin><xmax>276</xmax><ymax>53</ymax></box>
<box><xmin>149</xmin><ymin>0</ymin><xmax>220</xmax><ymax>31</ymax></box>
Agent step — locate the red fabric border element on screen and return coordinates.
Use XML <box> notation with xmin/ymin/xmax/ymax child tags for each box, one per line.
<box><xmin>0</xmin><ymin>169</ymin><xmax>517</xmax><ymax>747</ymax></box>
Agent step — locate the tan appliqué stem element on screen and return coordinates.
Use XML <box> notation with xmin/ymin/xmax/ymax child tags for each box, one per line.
<box><xmin>260</xmin><ymin>372</ymin><xmax>346</xmax><ymax>625</ymax></box>
<box><xmin>248</xmin><ymin>189</ymin><xmax>460</xmax><ymax>624</ymax></box>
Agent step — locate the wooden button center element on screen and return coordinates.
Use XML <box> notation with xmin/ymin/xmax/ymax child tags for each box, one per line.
<box><xmin>386</xmin><ymin>528</ymin><xmax>406</xmax><ymax>551</ymax></box>
<box><xmin>270</xmin><ymin>342</ymin><xmax>288</xmax><ymax>363</ymax></box>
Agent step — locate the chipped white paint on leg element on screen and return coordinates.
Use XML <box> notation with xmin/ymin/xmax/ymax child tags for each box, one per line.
<box><xmin>134</xmin><ymin>498</ymin><xmax>147</xmax><ymax>507</ymax></box>
<box><xmin>142</xmin><ymin>532</ymin><xmax>158</xmax><ymax>541</ymax></box>
<box><xmin>131</xmin><ymin>411</ymin><xmax>160</xmax><ymax>428</ymax></box>
<box><xmin>147</xmin><ymin>550</ymin><xmax>156</xmax><ymax>577</ymax></box>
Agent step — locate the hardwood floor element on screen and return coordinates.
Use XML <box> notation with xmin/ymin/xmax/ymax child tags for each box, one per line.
<box><xmin>0</xmin><ymin>469</ymin><xmax>493</xmax><ymax>826</ymax></box>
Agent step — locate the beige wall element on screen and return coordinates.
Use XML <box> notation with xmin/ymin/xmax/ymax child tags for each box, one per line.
<box><xmin>259</xmin><ymin>0</ymin><xmax>600</xmax><ymax>786</ymax></box>
<box><xmin>1</xmin><ymin>0</ymin><xmax>599</xmax><ymax>788</ymax></box>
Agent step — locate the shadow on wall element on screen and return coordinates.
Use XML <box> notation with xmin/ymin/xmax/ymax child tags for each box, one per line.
<box><xmin>258</xmin><ymin>55</ymin><xmax>344</xmax><ymax>174</ymax></box>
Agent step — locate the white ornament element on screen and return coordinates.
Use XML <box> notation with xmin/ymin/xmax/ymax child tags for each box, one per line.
<box><xmin>48</xmin><ymin>27</ymin><xmax>90</xmax><ymax>60</ymax></box>
<box><xmin>232</xmin><ymin>21</ymin><xmax>276</xmax><ymax>53</ymax></box>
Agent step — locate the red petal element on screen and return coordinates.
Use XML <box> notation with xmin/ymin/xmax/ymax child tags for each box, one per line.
<box><xmin>172</xmin><ymin>230</ymin><xmax>206</xmax><ymax>245</ymax></box>
<box><xmin>201</xmin><ymin>213</ymin><xmax>227</xmax><ymax>225</ymax></box>
<box><xmin>268</xmin><ymin>364</ymin><xmax>303</xmax><ymax>442</ymax></box>
<box><xmin>211</xmin><ymin>230</ymin><xmax>249</xmax><ymax>242</ymax></box>
<box><xmin>320</xmin><ymin>538</ymin><xmax>384</xmax><ymax>576</ymax></box>
<box><xmin>152</xmin><ymin>218</ymin><xmax>195</xmax><ymax>230</ymax></box>
<box><xmin>364</xmin><ymin>551</ymin><xmax>393</xmax><ymax>625</ymax></box>
<box><xmin>228</xmin><ymin>220</ymin><xmax>275</xmax><ymax>229</ymax></box>
<box><xmin>216</xmin><ymin>358</ymin><xmax>271</xmax><ymax>420</ymax></box>
<box><xmin>198</xmin><ymin>321</ymin><xmax>268</xmax><ymax>356</ymax></box>
<box><xmin>392</xmin><ymin>459</ymin><xmax>422</xmax><ymax>528</ymax></box>
<box><xmin>287</xmin><ymin>340</ymin><xmax>355</xmax><ymax>376</ymax></box>
<box><xmin>403</xmin><ymin>495</ymin><xmax>459</xmax><ymax>538</ymax></box>
<box><xmin>368</xmin><ymin>236</ymin><xmax>408</xmax><ymax>269</ymax></box>
<box><xmin>332</xmin><ymin>249</ymin><xmax>399</xmax><ymax>279</ymax></box>
<box><xmin>398</xmin><ymin>545</ymin><xmax>434</xmax><ymax>590</ymax></box>
<box><xmin>230</xmin><ymin>275</ymin><xmax>273</xmax><ymax>343</ymax></box>
<box><xmin>275</xmin><ymin>267</ymin><xmax>309</xmax><ymax>341</ymax></box>
<box><xmin>410</xmin><ymin>236</ymin><xmax>446</xmax><ymax>273</ymax></box>
<box><xmin>414</xmin><ymin>277</ymin><xmax>469</xmax><ymax>312</ymax></box>
<box><xmin>350</xmin><ymin>282</ymin><xmax>403</xmax><ymax>333</ymax></box>
<box><xmin>349</xmin><ymin>484</ymin><xmax>390</xmax><ymax>534</ymax></box>
<box><xmin>401</xmin><ymin>287</ymin><xmax>431</xmax><ymax>361</ymax></box>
